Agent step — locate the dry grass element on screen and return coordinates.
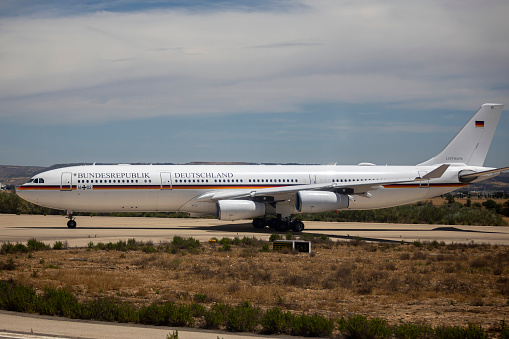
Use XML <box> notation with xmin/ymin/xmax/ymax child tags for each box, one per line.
<box><xmin>1</xmin><ymin>239</ymin><xmax>508</xmax><ymax>329</ymax></box>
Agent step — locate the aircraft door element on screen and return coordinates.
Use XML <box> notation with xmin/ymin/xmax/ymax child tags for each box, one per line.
<box><xmin>418</xmin><ymin>171</ymin><xmax>429</xmax><ymax>188</ymax></box>
<box><xmin>309</xmin><ymin>174</ymin><xmax>317</xmax><ymax>184</ymax></box>
<box><xmin>160</xmin><ymin>172</ymin><xmax>172</xmax><ymax>190</ymax></box>
<box><xmin>61</xmin><ymin>172</ymin><xmax>73</xmax><ymax>191</ymax></box>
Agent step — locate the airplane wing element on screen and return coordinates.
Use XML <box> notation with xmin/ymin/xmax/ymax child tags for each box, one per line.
<box><xmin>195</xmin><ymin>164</ymin><xmax>451</xmax><ymax>202</ymax></box>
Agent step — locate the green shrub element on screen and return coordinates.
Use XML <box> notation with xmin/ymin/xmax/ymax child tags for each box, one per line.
<box><xmin>1</xmin><ymin>242</ymin><xmax>28</xmax><ymax>254</ymax></box>
<box><xmin>261</xmin><ymin>307</ymin><xmax>293</xmax><ymax>334</ymax></box>
<box><xmin>0</xmin><ymin>258</ymin><xmax>16</xmax><ymax>271</ymax></box>
<box><xmin>291</xmin><ymin>313</ymin><xmax>335</xmax><ymax>337</ymax></box>
<box><xmin>139</xmin><ymin>302</ymin><xmax>192</xmax><ymax>326</ymax></box>
<box><xmin>260</xmin><ymin>243</ymin><xmax>270</xmax><ymax>252</ymax></box>
<box><xmin>241</xmin><ymin>236</ymin><xmax>256</xmax><ymax>246</ymax></box>
<box><xmin>269</xmin><ymin>233</ymin><xmax>283</xmax><ymax>241</ymax></box>
<box><xmin>36</xmin><ymin>287</ymin><xmax>83</xmax><ymax>318</ymax></box>
<box><xmin>169</xmin><ymin>236</ymin><xmax>201</xmax><ymax>253</ymax></box>
<box><xmin>343</xmin><ymin>315</ymin><xmax>392</xmax><ymax>339</ymax></box>
<box><xmin>393</xmin><ymin>322</ymin><xmax>433</xmax><ymax>339</ymax></box>
<box><xmin>142</xmin><ymin>245</ymin><xmax>157</xmax><ymax>253</ymax></box>
<box><xmin>218</xmin><ymin>243</ymin><xmax>231</xmax><ymax>252</ymax></box>
<box><xmin>86</xmin><ymin>297</ymin><xmax>137</xmax><ymax>323</ymax></box>
<box><xmin>0</xmin><ymin>281</ymin><xmax>37</xmax><ymax>312</ymax></box>
<box><xmin>27</xmin><ymin>238</ymin><xmax>50</xmax><ymax>251</ymax></box>
<box><xmin>189</xmin><ymin>303</ymin><xmax>206</xmax><ymax>317</ymax></box>
<box><xmin>53</xmin><ymin>241</ymin><xmax>64</xmax><ymax>250</ymax></box>
<box><xmin>204</xmin><ymin>303</ymin><xmax>233</xmax><ymax>329</ymax></box>
<box><xmin>225</xmin><ymin>301</ymin><xmax>262</xmax><ymax>332</ymax></box>
<box><xmin>434</xmin><ymin>323</ymin><xmax>487</xmax><ymax>339</ymax></box>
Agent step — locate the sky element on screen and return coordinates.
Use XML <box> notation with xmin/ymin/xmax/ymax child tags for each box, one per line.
<box><xmin>1</xmin><ymin>0</ymin><xmax>508</xmax><ymax>167</ymax></box>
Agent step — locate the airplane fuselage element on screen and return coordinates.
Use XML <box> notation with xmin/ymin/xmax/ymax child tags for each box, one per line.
<box><xmin>17</xmin><ymin>163</ymin><xmax>486</xmax><ymax>214</ymax></box>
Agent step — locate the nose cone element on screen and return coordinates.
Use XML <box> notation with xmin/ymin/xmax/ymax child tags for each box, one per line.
<box><xmin>16</xmin><ymin>184</ymin><xmax>35</xmax><ymax>204</ymax></box>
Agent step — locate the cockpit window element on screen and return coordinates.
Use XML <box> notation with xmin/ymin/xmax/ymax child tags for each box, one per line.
<box><xmin>28</xmin><ymin>178</ymin><xmax>44</xmax><ymax>184</ymax></box>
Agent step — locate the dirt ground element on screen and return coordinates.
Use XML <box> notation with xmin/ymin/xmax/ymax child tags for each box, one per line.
<box><xmin>1</xmin><ymin>237</ymin><xmax>508</xmax><ymax>332</ymax></box>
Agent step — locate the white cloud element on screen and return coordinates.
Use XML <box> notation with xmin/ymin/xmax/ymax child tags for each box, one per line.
<box><xmin>1</xmin><ymin>0</ymin><xmax>508</xmax><ymax>124</ymax></box>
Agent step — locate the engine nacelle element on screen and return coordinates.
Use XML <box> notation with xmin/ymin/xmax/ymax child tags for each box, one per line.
<box><xmin>296</xmin><ymin>191</ymin><xmax>349</xmax><ymax>213</ymax></box>
<box><xmin>216</xmin><ymin>200</ymin><xmax>266</xmax><ymax>221</ymax></box>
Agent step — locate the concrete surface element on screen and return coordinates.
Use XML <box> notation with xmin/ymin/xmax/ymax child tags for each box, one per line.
<box><xmin>0</xmin><ymin>310</ymin><xmax>286</xmax><ymax>339</ymax></box>
<box><xmin>0</xmin><ymin>214</ymin><xmax>508</xmax><ymax>247</ymax></box>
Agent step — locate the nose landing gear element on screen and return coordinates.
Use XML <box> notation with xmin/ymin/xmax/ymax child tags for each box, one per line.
<box><xmin>66</xmin><ymin>211</ymin><xmax>76</xmax><ymax>228</ymax></box>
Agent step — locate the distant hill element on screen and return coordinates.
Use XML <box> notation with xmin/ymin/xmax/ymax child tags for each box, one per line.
<box><xmin>1</xmin><ymin>163</ymin><xmax>508</xmax><ymax>192</ymax></box>
<box><xmin>0</xmin><ymin>165</ymin><xmax>46</xmax><ymax>186</ymax></box>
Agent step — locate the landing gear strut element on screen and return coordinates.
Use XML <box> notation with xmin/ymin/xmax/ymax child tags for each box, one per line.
<box><xmin>66</xmin><ymin>211</ymin><xmax>76</xmax><ymax>228</ymax></box>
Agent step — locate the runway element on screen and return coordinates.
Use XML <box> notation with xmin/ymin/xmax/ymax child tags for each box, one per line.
<box><xmin>1</xmin><ymin>214</ymin><xmax>508</xmax><ymax>247</ymax></box>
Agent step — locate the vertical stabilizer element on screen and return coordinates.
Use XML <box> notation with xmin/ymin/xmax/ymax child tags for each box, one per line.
<box><xmin>419</xmin><ymin>103</ymin><xmax>504</xmax><ymax>166</ymax></box>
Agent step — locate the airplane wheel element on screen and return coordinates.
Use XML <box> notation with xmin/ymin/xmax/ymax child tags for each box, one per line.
<box><xmin>291</xmin><ymin>220</ymin><xmax>304</xmax><ymax>232</ymax></box>
<box><xmin>252</xmin><ymin>218</ymin><xmax>266</xmax><ymax>229</ymax></box>
<box><xmin>67</xmin><ymin>220</ymin><xmax>77</xmax><ymax>228</ymax></box>
<box><xmin>275</xmin><ymin>220</ymin><xmax>289</xmax><ymax>232</ymax></box>
<box><xmin>268</xmin><ymin>218</ymin><xmax>279</xmax><ymax>229</ymax></box>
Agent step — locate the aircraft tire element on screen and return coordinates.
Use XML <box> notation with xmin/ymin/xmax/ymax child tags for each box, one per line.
<box><xmin>275</xmin><ymin>220</ymin><xmax>289</xmax><ymax>232</ymax></box>
<box><xmin>252</xmin><ymin>218</ymin><xmax>266</xmax><ymax>229</ymax></box>
<box><xmin>268</xmin><ymin>218</ymin><xmax>279</xmax><ymax>229</ymax></box>
<box><xmin>291</xmin><ymin>220</ymin><xmax>304</xmax><ymax>232</ymax></box>
<box><xmin>67</xmin><ymin>220</ymin><xmax>77</xmax><ymax>228</ymax></box>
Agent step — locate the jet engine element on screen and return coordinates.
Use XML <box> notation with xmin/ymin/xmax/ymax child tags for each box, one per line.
<box><xmin>296</xmin><ymin>191</ymin><xmax>349</xmax><ymax>213</ymax></box>
<box><xmin>216</xmin><ymin>200</ymin><xmax>266</xmax><ymax>221</ymax></box>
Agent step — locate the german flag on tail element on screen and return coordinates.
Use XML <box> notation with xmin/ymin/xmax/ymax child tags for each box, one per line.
<box><xmin>475</xmin><ymin>120</ymin><xmax>484</xmax><ymax>128</ymax></box>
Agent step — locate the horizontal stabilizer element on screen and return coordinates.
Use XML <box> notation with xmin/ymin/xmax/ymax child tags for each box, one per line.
<box><xmin>459</xmin><ymin>166</ymin><xmax>509</xmax><ymax>180</ymax></box>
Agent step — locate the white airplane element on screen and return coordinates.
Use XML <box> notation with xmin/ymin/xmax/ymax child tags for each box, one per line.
<box><xmin>17</xmin><ymin>103</ymin><xmax>508</xmax><ymax>232</ymax></box>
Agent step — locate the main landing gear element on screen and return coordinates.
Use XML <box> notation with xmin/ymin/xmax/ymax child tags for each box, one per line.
<box><xmin>252</xmin><ymin>217</ymin><xmax>305</xmax><ymax>232</ymax></box>
<box><xmin>66</xmin><ymin>211</ymin><xmax>76</xmax><ymax>228</ymax></box>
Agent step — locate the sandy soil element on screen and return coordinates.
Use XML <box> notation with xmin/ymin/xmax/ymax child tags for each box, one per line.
<box><xmin>1</xmin><ymin>238</ymin><xmax>508</xmax><ymax>332</ymax></box>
